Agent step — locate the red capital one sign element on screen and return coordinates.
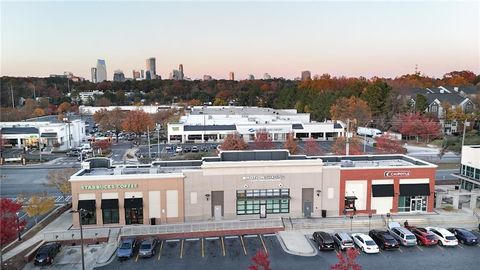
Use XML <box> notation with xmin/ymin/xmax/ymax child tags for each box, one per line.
<box><xmin>384</xmin><ymin>171</ymin><xmax>410</xmax><ymax>177</ymax></box>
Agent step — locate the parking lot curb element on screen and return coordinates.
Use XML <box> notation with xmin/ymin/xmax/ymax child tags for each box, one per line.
<box><xmin>276</xmin><ymin>232</ymin><xmax>317</xmax><ymax>257</ymax></box>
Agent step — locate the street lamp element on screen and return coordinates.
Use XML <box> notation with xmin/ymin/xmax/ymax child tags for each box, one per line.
<box><xmin>70</xmin><ymin>209</ymin><xmax>86</xmax><ymax>270</ymax></box>
<box><xmin>350</xmin><ymin>214</ymin><xmax>354</xmax><ymax>232</ymax></box>
<box><xmin>16</xmin><ymin>212</ymin><xmax>22</xmax><ymax>241</ymax></box>
<box><xmin>368</xmin><ymin>214</ymin><xmax>372</xmax><ymax>231</ymax></box>
<box><xmin>363</xmin><ymin>120</ymin><xmax>373</xmax><ymax>153</ymax></box>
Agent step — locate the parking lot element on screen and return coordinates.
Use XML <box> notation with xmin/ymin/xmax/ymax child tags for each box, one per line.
<box><xmin>96</xmin><ymin>232</ymin><xmax>480</xmax><ymax>270</ymax></box>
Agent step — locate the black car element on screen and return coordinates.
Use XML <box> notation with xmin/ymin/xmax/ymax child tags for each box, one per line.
<box><xmin>66</xmin><ymin>150</ymin><xmax>80</xmax><ymax>157</ymax></box>
<box><xmin>447</xmin><ymin>228</ymin><xmax>478</xmax><ymax>245</ymax></box>
<box><xmin>34</xmin><ymin>242</ymin><xmax>61</xmax><ymax>266</ymax></box>
<box><xmin>183</xmin><ymin>147</ymin><xmax>191</xmax><ymax>153</ymax></box>
<box><xmin>369</xmin><ymin>230</ymin><xmax>399</xmax><ymax>250</ymax></box>
<box><xmin>313</xmin><ymin>231</ymin><xmax>335</xmax><ymax>251</ymax></box>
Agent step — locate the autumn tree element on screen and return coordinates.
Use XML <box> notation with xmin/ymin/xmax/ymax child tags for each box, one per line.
<box><xmin>122</xmin><ymin>110</ymin><xmax>155</xmax><ymax>137</ymax></box>
<box><xmin>395</xmin><ymin>112</ymin><xmax>442</xmax><ymax>142</ymax></box>
<box><xmin>0</xmin><ymin>198</ymin><xmax>26</xmax><ymax>265</ymax></box>
<box><xmin>375</xmin><ymin>135</ymin><xmax>406</xmax><ymax>154</ymax></box>
<box><xmin>305</xmin><ymin>137</ymin><xmax>323</xmax><ymax>156</ymax></box>
<box><xmin>330</xmin><ymin>96</ymin><xmax>372</xmax><ymax>129</ymax></box>
<box><xmin>331</xmin><ymin>137</ymin><xmax>362</xmax><ymax>155</ymax></box>
<box><xmin>219</xmin><ymin>132</ymin><xmax>248</xmax><ymax>151</ymax></box>
<box><xmin>33</xmin><ymin>108</ymin><xmax>46</xmax><ymax>117</ymax></box>
<box><xmin>47</xmin><ymin>169</ymin><xmax>77</xmax><ymax>201</ymax></box>
<box><xmin>330</xmin><ymin>247</ymin><xmax>362</xmax><ymax>270</ymax></box>
<box><xmin>248</xmin><ymin>251</ymin><xmax>271</xmax><ymax>270</ymax></box>
<box><xmin>92</xmin><ymin>140</ymin><xmax>112</xmax><ymax>155</ymax></box>
<box><xmin>94</xmin><ymin>97</ymin><xmax>112</xmax><ymax>107</ymax></box>
<box><xmin>283</xmin><ymin>133</ymin><xmax>298</xmax><ymax>154</ymax></box>
<box><xmin>254</xmin><ymin>129</ymin><xmax>274</xmax><ymax>150</ymax></box>
<box><xmin>25</xmin><ymin>194</ymin><xmax>55</xmax><ymax>224</ymax></box>
<box><xmin>57</xmin><ymin>102</ymin><xmax>71</xmax><ymax>114</ymax></box>
<box><xmin>94</xmin><ymin>108</ymin><xmax>126</xmax><ymax>142</ymax></box>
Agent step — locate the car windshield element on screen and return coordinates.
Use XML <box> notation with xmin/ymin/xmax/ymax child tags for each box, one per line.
<box><xmin>426</xmin><ymin>235</ymin><xmax>437</xmax><ymax>240</ymax></box>
<box><xmin>140</xmin><ymin>244</ymin><xmax>151</xmax><ymax>250</ymax></box>
<box><xmin>406</xmin><ymin>235</ymin><xmax>416</xmax><ymax>240</ymax></box>
<box><xmin>446</xmin><ymin>236</ymin><xmax>457</xmax><ymax>241</ymax></box>
<box><xmin>365</xmin><ymin>240</ymin><xmax>376</xmax><ymax>246</ymax></box>
<box><xmin>120</xmin><ymin>243</ymin><xmax>132</xmax><ymax>249</ymax></box>
<box><xmin>383</xmin><ymin>234</ymin><xmax>394</xmax><ymax>240</ymax></box>
<box><xmin>343</xmin><ymin>240</ymin><xmax>353</xmax><ymax>245</ymax></box>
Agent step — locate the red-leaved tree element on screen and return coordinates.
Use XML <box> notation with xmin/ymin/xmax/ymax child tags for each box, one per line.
<box><xmin>305</xmin><ymin>137</ymin><xmax>323</xmax><ymax>156</ymax></box>
<box><xmin>1</xmin><ymin>198</ymin><xmax>26</xmax><ymax>265</ymax></box>
<box><xmin>331</xmin><ymin>137</ymin><xmax>362</xmax><ymax>155</ymax></box>
<box><xmin>219</xmin><ymin>132</ymin><xmax>248</xmax><ymax>151</ymax></box>
<box><xmin>375</xmin><ymin>135</ymin><xmax>406</xmax><ymax>154</ymax></box>
<box><xmin>249</xmin><ymin>251</ymin><xmax>271</xmax><ymax>270</ymax></box>
<box><xmin>396</xmin><ymin>112</ymin><xmax>442</xmax><ymax>143</ymax></box>
<box><xmin>254</xmin><ymin>129</ymin><xmax>274</xmax><ymax>150</ymax></box>
<box><xmin>283</xmin><ymin>133</ymin><xmax>298</xmax><ymax>154</ymax></box>
<box><xmin>330</xmin><ymin>247</ymin><xmax>362</xmax><ymax>270</ymax></box>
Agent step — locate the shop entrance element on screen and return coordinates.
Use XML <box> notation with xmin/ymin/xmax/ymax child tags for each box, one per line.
<box><xmin>410</xmin><ymin>196</ymin><xmax>425</xmax><ymax>212</ymax></box>
<box><xmin>211</xmin><ymin>191</ymin><xmax>224</xmax><ymax>220</ymax></box>
<box><xmin>302</xmin><ymin>188</ymin><xmax>313</xmax><ymax>217</ymax></box>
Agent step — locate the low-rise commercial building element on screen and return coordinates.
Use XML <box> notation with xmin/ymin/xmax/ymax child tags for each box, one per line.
<box><xmin>70</xmin><ymin>151</ymin><xmax>436</xmax><ymax>228</ymax></box>
<box><xmin>455</xmin><ymin>145</ymin><xmax>480</xmax><ymax>191</ymax></box>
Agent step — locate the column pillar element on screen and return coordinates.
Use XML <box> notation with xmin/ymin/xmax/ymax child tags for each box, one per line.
<box><xmin>452</xmin><ymin>195</ymin><xmax>460</xmax><ymax>210</ymax></box>
<box><xmin>96</xmin><ymin>195</ymin><xmax>103</xmax><ymax>226</ymax></box>
<box><xmin>323</xmin><ymin>133</ymin><xmax>326</xmax><ymax>141</ymax></box>
<box><xmin>435</xmin><ymin>193</ymin><xmax>443</xmax><ymax>208</ymax></box>
<box><xmin>17</xmin><ymin>138</ymin><xmax>22</xmax><ymax>148</ymax></box>
<box><xmin>118</xmin><ymin>192</ymin><xmax>126</xmax><ymax>225</ymax></box>
<box><xmin>143</xmin><ymin>192</ymin><xmax>150</xmax><ymax>225</ymax></box>
<box><xmin>469</xmin><ymin>194</ymin><xmax>478</xmax><ymax>209</ymax></box>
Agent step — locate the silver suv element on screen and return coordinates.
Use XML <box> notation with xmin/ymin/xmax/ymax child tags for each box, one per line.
<box><xmin>333</xmin><ymin>233</ymin><xmax>355</xmax><ymax>250</ymax></box>
<box><xmin>387</xmin><ymin>222</ymin><xmax>417</xmax><ymax>246</ymax></box>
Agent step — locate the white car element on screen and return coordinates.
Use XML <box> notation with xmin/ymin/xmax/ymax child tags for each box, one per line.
<box><xmin>425</xmin><ymin>227</ymin><xmax>458</xmax><ymax>246</ymax></box>
<box><xmin>351</xmin><ymin>233</ymin><xmax>379</xmax><ymax>254</ymax></box>
<box><xmin>175</xmin><ymin>146</ymin><xmax>183</xmax><ymax>153</ymax></box>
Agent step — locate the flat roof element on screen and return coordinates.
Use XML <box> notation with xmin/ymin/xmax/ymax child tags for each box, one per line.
<box><xmin>190</xmin><ymin>106</ymin><xmax>298</xmax><ymax>116</ymax></box>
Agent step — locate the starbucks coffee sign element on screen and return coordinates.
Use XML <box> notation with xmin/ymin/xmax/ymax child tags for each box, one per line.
<box><xmin>81</xmin><ymin>184</ymin><xmax>138</xmax><ymax>190</ymax></box>
<box><xmin>242</xmin><ymin>175</ymin><xmax>285</xmax><ymax>181</ymax></box>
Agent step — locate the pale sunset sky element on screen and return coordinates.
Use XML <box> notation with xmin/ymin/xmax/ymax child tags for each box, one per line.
<box><xmin>1</xmin><ymin>0</ymin><xmax>479</xmax><ymax>80</ymax></box>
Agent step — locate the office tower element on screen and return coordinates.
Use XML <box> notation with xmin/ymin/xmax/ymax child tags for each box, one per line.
<box><xmin>91</xmin><ymin>67</ymin><xmax>97</xmax><ymax>83</ymax></box>
<box><xmin>203</xmin><ymin>75</ymin><xmax>212</xmax><ymax>81</ymax></box>
<box><xmin>179</xmin><ymin>64</ymin><xmax>184</xmax><ymax>80</ymax></box>
<box><xmin>132</xmin><ymin>70</ymin><xmax>141</xmax><ymax>79</ymax></box>
<box><xmin>229</xmin><ymin>72</ymin><xmax>234</xmax><ymax>81</ymax></box>
<box><xmin>146</xmin><ymin>57</ymin><xmax>156</xmax><ymax>80</ymax></box>
<box><xmin>248</xmin><ymin>74</ymin><xmax>255</xmax><ymax>80</ymax></box>
<box><xmin>170</xmin><ymin>70</ymin><xmax>181</xmax><ymax>80</ymax></box>
<box><xmin>301</xmin><ymin>70</ymin><xmax>311</xmax><ymax>81</ymax></box>
<box><xmin>141</xmin><ymin>69</ymin><xmax>145</xmax><ymax>79</ymax></box>
<box><xmin>145</xmin><ymin>70</ymin><xmax>152</xmax><ymax>80</ymax></box>
<box><xmin>96</xmin><ymin>59</ymin><xmax>107</xmax><ymax>82</ymax></box>
<box><xmin>113</xmin><ymin>70</ymin><xmax>125</xmax><ymax>82</ymax></box>
<box><xmin>263</xmin><ymin>73</ymin><xmax>271</xmax><ymax>80</ymax></box>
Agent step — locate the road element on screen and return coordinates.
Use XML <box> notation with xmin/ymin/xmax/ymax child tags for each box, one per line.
<box><xmin>0</xmin><ymin>168</ymin><xmax>61</xmax><ymax>198</ymax></box>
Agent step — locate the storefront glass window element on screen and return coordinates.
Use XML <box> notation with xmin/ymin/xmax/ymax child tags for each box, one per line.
<box><xmin>81</xmin><ymin>210</ymin><xmax>96</xmax><ymax>225</ymax></box>
<box><xmin>236</xmin><ymin>189</ymin><xmax>290</xmax><ymax>215</ymax></box>
<box><xmin>103</xmin><ymin>209</ymin><xmax>119</xmax><ymax>224</ymax></box>
<box><xmin>125</xmin><ymin>207</ymin><xmax>143</xmax><ymax>225</ymax></box>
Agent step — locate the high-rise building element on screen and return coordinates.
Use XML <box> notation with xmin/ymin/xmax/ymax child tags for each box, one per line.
<box><xmin>113</xmin><ymin>70</ymin><xmax>125</xmax><ymax>82</ymax></box>
<box><xmin>301</xmin><ymin>70</ymin><xmax>311</xmax><ymax>81</ymax></box>
<box><xmin>96</xmin><ymin>59</ymin><xmax>107</xmax><ymax>82</ymax></box>
<box><xmin>248</xmin><ymin>74</ymin><xmax>255</xmax><ymax>80</ymax></box>
<box><xmin>229</xmin><ymin>72</ymin><xmax>235</xmax><ymax>81</ymax></box>
<box><xmin>90</xmin><ymin>67</ymin><xmax>97</xmax><ymax>83</ymax></box>
<box><xmin>146</xmin><ymin>57</ymin><xmax>156</xmax><ymax>80</ymax></box>
<box><xmin>263</xmin><ymin>73</ymin><xmax>271</xmax><ymax>80</ymax></box>
<box><xmin>179</xmin><ymin>64</ymin><xmax>184</xmax><ymax>80</ymax></box>
<box><xmin>170</xmin><ymin>70</ymin><xmax>182</xmax><ymax>80</ymax></box>
<box><xmin>145</xmin><ymin>70</ymin><xmax>152</xmax><ymax>80</ymax></box>
<box><xmin>132</xmin><ymin>70</ymin><xmax>141</xmax><ymax>80</ymax></box>
<box><xmin>203</xmin><ymin>75</ymin><xmax>213</xmax><ymax>81</ymax></box>
<box><xmin>140</xmin><ymin>70</ymin><xmax>145</xmax><ymax>79</ymax></box>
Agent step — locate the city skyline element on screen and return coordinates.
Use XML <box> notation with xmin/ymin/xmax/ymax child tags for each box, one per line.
<box><xmin>1</xmin><ymin>1</ymin><xmax>478</xmax><ymax>80</ymax></box>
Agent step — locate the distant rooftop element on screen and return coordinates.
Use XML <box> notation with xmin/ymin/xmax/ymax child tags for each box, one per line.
<box><xmin>190</xmin><ymin>106</ymin><xmax>299</xmax><ymax>116</ymax></box>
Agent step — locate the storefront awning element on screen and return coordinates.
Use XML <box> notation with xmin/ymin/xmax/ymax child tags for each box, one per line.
<box><xmin>101</xmin><ymin>199</ymin><xmax>119</xmax><ymax>210</ymax></box>
<box><xmin>124</xmin><ymin>198</ymin><xmax>143</xmax><ymax>208</ymax></box>
<box><xmin>400</xmin><ymin>184</ymin><xmax>430</xmax><ymax>196</ymax></box>
<box><xmin>78</xmin><ymin>200</ymin><xmax>96</xmax><ymax>211</ymax></box>
<box><xmin>372</xmin><ymin>184</ymin><xmax>394</xmax><ymax>197</ymax></box>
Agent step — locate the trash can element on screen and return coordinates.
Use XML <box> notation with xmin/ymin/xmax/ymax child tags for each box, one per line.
<box><xmin>321</xmin><ymin>210</ymin><xmax>327</xmax><ymax>218</ymax></box>
<box><xmin>150</xmin><ymin>218</ymin><xmax>156</xmax><ymax>225</ymax></box>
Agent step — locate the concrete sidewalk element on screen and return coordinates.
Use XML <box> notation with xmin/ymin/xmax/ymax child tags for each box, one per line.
<box><xmin>3</xmin><ymin>210</ymin><xmax>73</xmax><ymax>261</ymax></box>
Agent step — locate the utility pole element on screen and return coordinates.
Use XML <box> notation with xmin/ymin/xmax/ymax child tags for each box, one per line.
<box><xmin>10</xmin><ymin>83</ymin><xmax>15</xmax><ymax>108</ymax></box>
<box><xmin>346</xmin><ymin>119</ymin><xmax>350</xmax><ymax>156</ymax></box>
<box><xmin>147</xmin><ymin>126</ymin><xmax>151</xmax><ymax>159</ymax></box>
<box><xmin>157</xmin><ymin>124</ymin><xmax>160</xmax><ymax>158</ymax></box>
<box><xmin>462</xmin><ymin>118</ymin><xmax>468</xmax><ymax>147</ymax></box>
<box><xmin>33</xmin><ymin>84</ymin><xmax>36</xmax><ymax>99</ymax></box>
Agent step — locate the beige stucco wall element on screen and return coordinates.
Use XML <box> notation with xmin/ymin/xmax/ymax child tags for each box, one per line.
<box><xmin>70</xmin><ymin>174</ymin><xmax>184</xmax><ymax>228</ymax></box>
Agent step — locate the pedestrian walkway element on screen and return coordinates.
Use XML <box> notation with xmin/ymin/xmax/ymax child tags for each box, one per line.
<box><xmin>3</xmin><ymin>211</ymin><xmax>73</xmax><ymax>261</ymax></box>
<box><xmin>95</xmin><ymin>228</ymin><xmax>121</xmax><ymax>266</ymax></box>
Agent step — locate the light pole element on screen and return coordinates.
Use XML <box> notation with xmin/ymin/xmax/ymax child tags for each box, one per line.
<box><xmin>363</xmin><ymin>120</ymin><xmax>373</xmax><ymax>153</ymax></box>
<box><xmin>157</xmin><ymin>124</ymin><xmax>160</xmax><ymax>159</ymax></box>
<box><xmin>16</xmin><ymin>212</ymin><xmax>22</xmax><ymax>241</ymax></box>
<box><xmin>71</xmin><ymin>209</ymin><xmax>86</xmax><ymax>270</ymax></box>
<box><xmin>368</xmin><ymin>214</ymin><xmax>372</xmax><ymax>231</ymax></box>
<box><xmin>350</xmin><ymin>214</ymin><xmax>354</xmax><ymax>232</ymax></box>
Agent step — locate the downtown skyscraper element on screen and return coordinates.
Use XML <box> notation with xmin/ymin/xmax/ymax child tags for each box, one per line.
<box><xmin>146</xmin><ymin>57</ymin><xmax>156</xmax><ymax>80</ymax></box>
<box><xmin>96</xmin><ymin>59</ymin><xmax>107</xmax><ymax>82</ymax></box>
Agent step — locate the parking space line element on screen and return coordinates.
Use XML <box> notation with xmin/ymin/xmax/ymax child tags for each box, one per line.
<box><xmin>398</xmin><ymin>247</ymin><xmax>403</xmax><ymax>253</ymax></box>
<box><xmin>225</xmin><ymin>236</ymin><xmax>239</xmax><ymax>239</ymax></box>
<box><xmin>157</xmin><ymin>241</ymin><xmax>163</xmax><ymax>261</ymax></box>
<box><xmin>263</xmin><ymin>233</ymin><xmax>276</xmax><ymax>237</ymax></box>
<box><xmin>180</xmin><ymin>239</ymin><xmax>184</xmax><ymax>259</ymax></box>
<box><xmin>205</xmin><ymin>236</ymin><xmax>220</xmax><ymax>240</ymax></box>
<box><xmin>334</xmin><ymin>249</ymin><xmax>339</xmax><ymax>255</ymax></box>
<box><xmin>165</xmin><ymin>239</ymin><xmax>180</xmax><ymax>243</ymax></box>
<box><xmin>437</xmin><ymin>245</ymin><xmax>444</xmax><ymax>251</ymax></box>
<box><xmin>135</xmin><ymin>253</ymin><xmax>139</xmax><ymax>262</ymax></box>
<box><xmin>416</xmin><ymin>246</ymin><xmax>423</xmax><ymax>252</ymax></box>
<box><xmin>240</xmin><ymin>235</ymin><xmax>247</xmax><ymax>256</ymax></box>
<box><xmin>457</xmin><ymin>244</ymin><xmax>464</xmax><ymax>249</ymax></box>
<box><xmin>244</xmin><ymin>234</ymin><xmax>257</xmax><ymax>238</ymax></box>
<box><xmin>201</xmin><ymin>238</ymin><xmax>205</xmax><ymax>258</ymax></box>
<box><xmin>186</xmin><ymin>238</ymin><xmax>200</xmax><ymax>241</ymax></box>
<box><xmin>259</xmin><ymin>235</ymin><xmax>268</xmax><ymax>254</ymax></box>
<box><xmin>221</xmin><ymin>237</ymin><xmax>226</xmax><ymax>257</ymax></box>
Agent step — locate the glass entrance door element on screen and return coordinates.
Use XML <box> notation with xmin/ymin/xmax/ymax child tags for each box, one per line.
<box><xmin>410</xmin><ymin>197</ymin><xmax>423</xmax><ymax>212</ymax></box>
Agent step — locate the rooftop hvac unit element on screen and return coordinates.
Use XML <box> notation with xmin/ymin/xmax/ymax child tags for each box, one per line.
<box><xmin>341</xmin><ymin>160</ymin><xmax>354</xmax><ymax>167</ymax></box>
<box><xmin>114</xmin><ymin>166</ymin><xmax>125</xmax><ymax>175</ymax></box>
<box><xmin>81</xmin><ymin>161</ymin><xmax>91</xmax><ymax>171</ymax></box>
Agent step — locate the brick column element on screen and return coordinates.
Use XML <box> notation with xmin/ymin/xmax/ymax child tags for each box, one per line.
<box><xmin>96</xmin><ymin>195</ymin><xmax>103</xmax><ymax>226</ymax></box>
<box><xmin>391</xmin><ymin>178</ymin><xmax>400</xmax><ymax>212</ymax></box>
<box><xmin>118</xmin><ymin>192</ymin><xmax>126</xmax><ymax>225</ymax></box>
<box><xmin>143</xmin><ymin>192</ymin><xmax>150</xmax><ymax>225</ymax></box>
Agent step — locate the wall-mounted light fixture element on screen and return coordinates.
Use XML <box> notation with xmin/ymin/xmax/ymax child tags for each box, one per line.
<box><xmin>205</xmin><ymin>194</ymin><xmax>211</xmax><ymax>201</ymax></box>
<box><xmin>316</xmin><ymin>190</ymin><xmax>321</xmax><ymax>197</ymax></box>
<box><xmin>278</xmin><ymin>183</ymin><xmax>283</xmax><ymax>188</ymax></box>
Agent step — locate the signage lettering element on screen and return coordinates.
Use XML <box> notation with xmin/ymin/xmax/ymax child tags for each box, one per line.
<box><xmin>242</xmin><ymin>175</ymin><xmax>284</xmax><ymax>181</ymax></box>
<box><xmin>384</xmin><ymin>171</ymin><xmax>410</xmax><ymax>177</ymax></box>
<box><xmin>80</xmin><ymin>184</ymin><xmax>138</xmax><ymax>190</ymax></box>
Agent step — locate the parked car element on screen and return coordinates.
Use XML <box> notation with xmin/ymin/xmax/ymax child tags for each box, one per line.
<box><xmin>66</xmin><ymin>149</ymin><xmax>80</xmax><ymax>157</ymax></box>
<box><xmin>191</xmin><ymin>146</ymin><xmax>199</xmax><ymax>152</ymax></box>
<box><xmin>333</xmin><ymin>232</ymin><xmax>355</xmax><ymax>250</ymax></box>
<box><xmin>34</xmin><ymin>242</ymin><xmax>61</xmax><ymax>266</ymax></box>
<box><xmin>425</xmin><ymin>227</ymin><xmax>458</xmax><ymax>247</ymax></box>
<box><xmin>117</xmin><ymin>238</ymin><xmax>138</xmax><ymax>259</ymax></box>
<box><xmin>165</xmin><ymin>146</ymin><xmax>173</xmax><ymax>152</ymax></box>
<box><xmin>369</xmin><ymin>230</ymin><xmax>399</xmax><ymax>250</ymax></box>
<box><xmin>201</xmin><ymin>146</ymin><xmax>209</xmax><ymax>152</ymax></box>
<box><xmin>175</xmin><ymin>146</ymin><xmax>183</xmax><ymax>153</ymax></box>
<box><xmin>406</xmin><ymin>226</ymin><xmax>438</xmax><ymax>246</ymax></box>
<box><xmin>387</xmin><ymin>222</ymin><xmax>417</xmax><ymax>246</ymax></box>
<box><xmin>183</xmin><ymin>146</ymin><xmax>191</xmax><ymax>153</ymax></box>
<box><xmin>351</xmin><ymin>233</ymin><xmax>379</xmax><ymax>254</ymax></box>
<box><xmin>447</xmin><ymin>228</ymin><xmax>478</xmax><ymax>245</ymax></box>
<box><xmin>138</xmin><ymin>238</ymin><xmax>158</xmax><ymax>258</ymax></box>
<box><xmin>312</xmin><ymin>231</ymin><xmax>335</xmax><ymax>251</ymax></box>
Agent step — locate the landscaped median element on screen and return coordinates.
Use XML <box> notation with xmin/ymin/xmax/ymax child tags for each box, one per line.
<box><xmin>276</xmin><ymin>231</ymin><xmax>318</xmax><ymax>257</ymax></box>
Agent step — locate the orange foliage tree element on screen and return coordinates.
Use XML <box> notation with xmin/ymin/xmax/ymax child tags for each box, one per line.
<box><xmin>330</xmin><ymin>96</ymin><xmax>372</xmax><ymax>129</ymax></box>
<box><xmin>283</xmin><ymin>133</ymin><xmax>298</xmax><ymax>154</ymax></box>
<box><xmin>57</xmin><ymin>102</ymin><xmax>71</xmax><ymax>114</ymax></box>
<box><xmin>219</xmin><ymin>132</ymin><xmax>248</xmax><ymax>151</ymax></box>
<box><xmin>122</xmin><ymin>110</ymin><xmax>155</xmax><ymax>136</ymax></box>
<box><xmin>331</xmin><ymin>137</ymin><xmax>362</xmax><ymax>155</ymax></box>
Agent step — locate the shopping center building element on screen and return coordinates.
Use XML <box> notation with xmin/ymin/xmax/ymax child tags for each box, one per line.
<box><xmin>167</xmin><ymin>106</ymin><xmax>345</xmax><ymax>143</ymax></box>
<box><xmin>69</xmin><ymin>150</ymin><xmax>437</xmax><ymax>228</ymax></box>
<box><xmin>455</xmin><ymin>145</ymin><xmax>480</xmax><ymax>192</ymax></box>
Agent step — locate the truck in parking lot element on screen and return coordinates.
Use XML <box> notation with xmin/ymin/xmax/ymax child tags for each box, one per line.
<box><xmin>357</xmin><ymin>127</ymin><xmax>382</xmax><ymax>138</ymax></box>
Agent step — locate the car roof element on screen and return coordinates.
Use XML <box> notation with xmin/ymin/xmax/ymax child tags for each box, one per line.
<box><xmin>122</xmin><ymin>238</ymin><xmax>135</xmax><ymax>243</ymax></box>
<box><xmin>141</xmin><ymin>239</ymin><xmax>154</xmax><ymax>244</ymax></box>
<box><xmin>336</xmin><ymin>232</ymin><xmax>352</xmax><ymax>238</ymax></box>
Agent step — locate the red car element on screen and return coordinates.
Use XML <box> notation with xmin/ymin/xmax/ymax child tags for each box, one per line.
<box><xmin>408</xmin><ymin>226</ymin><xmax>438</xmax><ymax>246</ymax></box>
